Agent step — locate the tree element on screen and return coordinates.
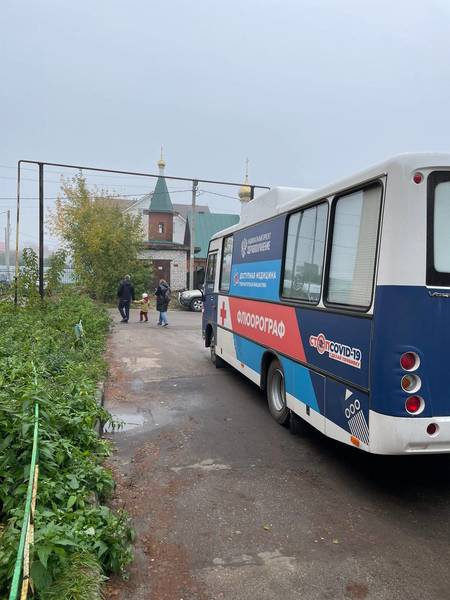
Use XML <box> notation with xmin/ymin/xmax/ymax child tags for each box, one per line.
<box><xmin>45</xmin><ymin>248</ymin><xmax>67</xmax><ymax>296</ymax></box>
<box><xmin>17</xmin><ymin>248</ymin><xmax>39</xmax><ymax>303</ymax></box>
<box><xmin>51</xmin><ymin>174</ymin><xmax>153</xmax><ymax>302</ymax></box>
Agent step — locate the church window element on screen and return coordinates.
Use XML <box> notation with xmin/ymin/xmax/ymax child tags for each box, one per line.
<box><xmin>158</xmin><ymin>222</ymin><xmax>165</xmax><ymax>234</ymax></box>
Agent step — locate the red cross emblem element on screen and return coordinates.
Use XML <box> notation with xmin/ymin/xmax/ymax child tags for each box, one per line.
<box><xmin>220</xmin><ymin>301</ymin><xmax>227</xmax><ymax>326</ymax></box>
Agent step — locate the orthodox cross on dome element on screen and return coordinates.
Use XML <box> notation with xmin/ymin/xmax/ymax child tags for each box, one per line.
<box><xmin>239</xmin><ymin>157</ymin><xmax>252</xmax><ymax>203</ymax></box>
<box><xmin>157</xmin><ymin>146</ymin><xmax>166</xmax><ymax>175</ymax></box>
<box><xmin>149</xmin><ymin>149</ymin><xmax>173</xmax><ymax>214</ymax></box>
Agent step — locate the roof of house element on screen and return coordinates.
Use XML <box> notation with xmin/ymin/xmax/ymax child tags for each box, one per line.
<box><xmin>149</xmin><ymin>175</ymin><xmax>173</xmax><ymax>213</ymax></box>
<box><xmin>187</xmin><ymin>212</ymin><xmax>240</xmax><ymax>259</ymax></box>
<box><xmin>173</xmin><ymin>203</ymin><xmax>210</xmax><ymax>220</ymax></box>
<box><xmin>144</xmin><ymin>240</ymin><xmax>188</xmax><ymax>251</ymax></box>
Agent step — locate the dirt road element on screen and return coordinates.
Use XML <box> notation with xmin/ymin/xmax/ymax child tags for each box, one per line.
<box><xmin>104</xmin><ymin>308</ymin><xmax>450</xmax><ymax>600</ymax></box>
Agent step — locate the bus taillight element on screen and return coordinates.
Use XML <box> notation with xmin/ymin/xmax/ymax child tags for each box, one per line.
<box><xmin>413</xmin><ymin>171</ymin><xmax>424</xmax><ymax>184</ymax></box>
<box><xmin>427</xmin><ymin>423</ymin><xmax>438</xmax><ymax>436</ymax></box>
<box><xmin>401</xmin><ymin>374</ymin><xmax>421</xmax><ymax>393</ymax></box>
<box><xmin>405</xmin><ymin>395</ymin><xmax>424</xmax><ymax>415</ymax></box>
<box><xmin>400</xmin><ymin>352</ymin><xmax>419</xmax><ymax>371</ymax></box>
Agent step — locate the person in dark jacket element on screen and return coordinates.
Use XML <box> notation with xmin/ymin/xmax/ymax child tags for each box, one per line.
<box><xmin>155</xmin><ymin>279</ymin><xmax>170</xmax><ymax>326</ymax></box>
<box><xmin>117</xmin><ymin>275</ymin><xmax>135</xmax><ymax>323</ymax></box>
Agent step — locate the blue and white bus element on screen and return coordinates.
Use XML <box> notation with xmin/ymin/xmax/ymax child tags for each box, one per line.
<box><xmin>202</xmin><ymin>153</ymin><xmax>450</xmax><ymax>455</ymax></box>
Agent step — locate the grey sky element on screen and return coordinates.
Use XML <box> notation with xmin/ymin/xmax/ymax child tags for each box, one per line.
<box><xmin>2</xmin><ymin>0</ymin><xmax>450</xmax><ymax>249</ymax></box>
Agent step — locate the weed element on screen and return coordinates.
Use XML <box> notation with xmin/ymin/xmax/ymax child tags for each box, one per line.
<box><xmin>41</xmin><ymin>552</ymin><xmax>106</xmax><ymax>600</ymax></box>
<box><xmin>0</xmin><ymin>291</ymin><xmax>133</xmax><ymax>597</ymax></box>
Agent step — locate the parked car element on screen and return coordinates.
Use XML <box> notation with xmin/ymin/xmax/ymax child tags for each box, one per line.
<box><xmin>178</xmin><ymin>289</ymin><xmax>203</xmax><ymax>312</ymax></box>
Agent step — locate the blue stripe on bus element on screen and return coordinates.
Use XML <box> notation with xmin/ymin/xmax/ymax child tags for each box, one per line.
<box><xmin>280</xmin><ymin>356</ymin><xmax>320</xmax><ymax>413</ymax></box>
<box><xmin>229</xmin><ymin>259</ymin><xmax>282</xmax><ymax>301</ymax></box>
<box><xmin>233</xmin><ymin>333</ymin><xmax>265</xmax><ymax>373</ymax></box>
<box><xmin>232</xmin><ymin>334</ymin><xmax>320</xmax><ymax>413</ymax></box>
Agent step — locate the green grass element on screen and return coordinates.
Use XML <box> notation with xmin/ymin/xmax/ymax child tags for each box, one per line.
<box><xmin>41</xmin><ymin>552</ymin><xmax>106</xmax><ymax>600</ymax></box>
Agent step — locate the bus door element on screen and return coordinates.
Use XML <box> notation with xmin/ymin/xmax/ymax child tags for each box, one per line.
<box><xmin>203</xmin><ymin>250</ymin><xmax>218</xmax><ymax>330</ymax></box>
<box><xmin>319</xmin><ymin>181</ymin><xmax>383</xmax><ymax>448</ymax></box>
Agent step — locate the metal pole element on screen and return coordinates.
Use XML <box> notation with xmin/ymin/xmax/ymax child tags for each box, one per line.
<box><xmin>38</xmin><ymin>163</ymin><xmax>44</xmax><ymax>299</ymax></box>
<box><xmin>189</xmin><ymin>179</ymin><xmax>198</xmax><ymax>289</ymax></box>
<box><xmin>5</xmin><ymin>210</ymin><xmax>10</xmax><ymax>281</ymax></box>
<box><xmin>14</xmin><ymin>162</ymin><xmax>21</xmax><ymax>306</ymax></box>
<box><xmin>16</xmin><ymin>159</ymin><xmax>270</xmax><ymax>191</ymax></box>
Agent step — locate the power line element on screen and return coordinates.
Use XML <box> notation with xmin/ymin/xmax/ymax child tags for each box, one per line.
<box><xmin>0</xmin><ymin>189</ymin><xmax>194</xmax><ymax>201</ymax></box>
<box><xmin>199</xmin><ymin>189</ymin><xmax>239</xmax><ymax>200</ymax></box>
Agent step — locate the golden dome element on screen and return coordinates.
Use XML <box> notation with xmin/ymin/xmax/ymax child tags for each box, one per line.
<box><xmin>239</xmin><ymin>158</ymin><xmax>251</xmax><ymax>202</ymax></box>
<box><xmin>157</xmin><ymin>146</ymin><xmax>166</xmax><ymax>170</ymax></box>
<box><xmin>239</xmin><ymin>180</ymin><xmax>251</xmax><ymax>201</ymax></box>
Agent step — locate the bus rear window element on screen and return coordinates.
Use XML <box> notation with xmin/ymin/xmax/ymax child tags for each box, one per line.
<box><xmin>427</xmin><ymin>172</ymin><xmax>450</xmax><ymax>286</ymax></box>
<box><xmin>326</xmin><ymin>183</ymin><xmax>382</xmax><ymax>309</ymax></box>
<box><xmin>434</xmin><ymin>182</ymin><xmax>450</xmax><ymax>271</ymax></box>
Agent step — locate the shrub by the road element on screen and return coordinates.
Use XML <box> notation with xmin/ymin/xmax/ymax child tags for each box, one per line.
<box><xmin>0</xmin><ymin>291</ymin><xmax>133</xmax><ymax>599</ymax></box>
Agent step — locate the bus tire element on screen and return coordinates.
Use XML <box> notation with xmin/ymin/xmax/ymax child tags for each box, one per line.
<box><xmin>266</xmin><ymin>359</ymin><xmax>290</xmax><ymax>426</ymax></box>
<box><xmin>210</xmin><ymin>331</ymin><xmax>225</xmax><ymax>368</ymax></box>
<box><xmin>289</xmin><ymin>411</ymin><xmax>308</xmax><ymax>436</ymax></box>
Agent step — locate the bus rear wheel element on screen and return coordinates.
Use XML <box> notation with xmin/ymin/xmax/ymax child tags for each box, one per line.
<box><xmin>266</xmin><ymin>359</ymin><xmax>290</xmax><ymax>426</ymax></box>
<box><xmin>210</xmin><ymin>331</ymin><xmax>225</xmax><ymax>368</ymax></box>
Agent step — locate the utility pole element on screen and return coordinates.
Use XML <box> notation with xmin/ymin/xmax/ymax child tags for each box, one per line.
<box><xmin>38</xmin><ymin>163</ymin><xmax>44</xmax><ymax>299</ymax></box>
<box><xmin>189</xmin><ymin>179</ymin><xmax>198</xmax><ymax>289</ymax></box>
<box><xmin>5</xmin><ymin>210</ymin><xmax>10</xmax><ymax>281</ymax></box>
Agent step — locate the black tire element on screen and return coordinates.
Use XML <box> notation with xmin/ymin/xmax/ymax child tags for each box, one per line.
<box><xmin>190</xmin><ymin>297</ymin><xmax>203</xmax><ymax>312</ymax></box>
<box><xmin>289</xmin><ymin>411</ymin><xmax>309</xmax><ymax>436</ymax></box>
<box><xmin>210</xmin><ymin>331</ymin><xmax>225</xmax><ymax>368</ymax></box>
<box><xmin>266</xmin><ymin>359</ymin><xmax>290</xmax><ymax>426</ymax></box>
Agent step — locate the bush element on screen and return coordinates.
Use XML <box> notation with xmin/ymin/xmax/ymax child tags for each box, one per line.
<box><xmin>0</xmin><ymin>291</ymin><xmax>133</xmax><ymax>598</ymax></box>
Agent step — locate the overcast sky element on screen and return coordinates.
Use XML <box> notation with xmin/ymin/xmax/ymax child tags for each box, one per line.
<box><xmin>2</xmin><ymin>0</ymin><xmax>450</xmax><ymax>250</ymax></box>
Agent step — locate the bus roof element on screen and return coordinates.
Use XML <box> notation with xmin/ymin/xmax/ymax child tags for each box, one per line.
<box><xmin>212</xmin><ymin>152</ymin><xmax>450</xmax><ymax>239</ymax></box>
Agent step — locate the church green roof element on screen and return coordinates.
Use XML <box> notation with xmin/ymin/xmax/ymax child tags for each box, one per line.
<box><xmin>149</xmin><ymin>176</ymin><xmax>173</xmax><ymax>213</ymax></box>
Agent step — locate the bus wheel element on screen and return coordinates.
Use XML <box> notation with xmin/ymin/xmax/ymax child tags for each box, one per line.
<box><xmin>210</xmin><ymin>331</ymin><xmax>225</xmax><ymax>368</ymax></box>
<box><xmin>289</xmin><ymin>411</ymin><xmax>308</xmax><ymax>435</ymax></box>
<box><xmin>266</xmin><ymin>359</ymin><xmax>289</xmax><ymax>426</ymax></box>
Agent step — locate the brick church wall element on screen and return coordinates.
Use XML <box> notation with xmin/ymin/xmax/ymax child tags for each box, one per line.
<box><xmin>139</xmin><ymin>249</ymin><xmax>187</xmax><ymax>291</ymax></box>
<box><xmin>148</xmin><ymin>213</ymin><xmax>173</xmax><ymax>241</ymax></box>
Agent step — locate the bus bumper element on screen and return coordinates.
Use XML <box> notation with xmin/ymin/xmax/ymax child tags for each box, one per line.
<box><xmin>369</xmin><ymin>410</ymin><xmax>450</xmax><ymax>454</ymax></box>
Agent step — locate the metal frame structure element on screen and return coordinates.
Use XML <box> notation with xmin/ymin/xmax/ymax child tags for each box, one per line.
<box><xmin>15</xmin><ymin>159</ymin><xmax>270</xmax><ymax>303</ymax></box>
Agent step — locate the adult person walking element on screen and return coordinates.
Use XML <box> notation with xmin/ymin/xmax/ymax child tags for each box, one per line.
<box><xmin>117</xmin><ymin>274</ymin><xmax>135</xmax><ymax>323</ymax></box>
<box><xmin>155</xmin><ymin>278</ymin><xmax>171</xmax><ymax>327</ymax></box>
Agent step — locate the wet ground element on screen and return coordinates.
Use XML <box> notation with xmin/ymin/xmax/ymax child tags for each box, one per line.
<box><xmin>104</xmin><ymin>308</ymin><xmax>450</xmax><ymax>600</ymax></box>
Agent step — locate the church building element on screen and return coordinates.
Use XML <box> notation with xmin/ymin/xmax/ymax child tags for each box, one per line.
<box><xmin>135</xmin><ymin>153</ymin><xmax>248</xmax><ymax>291</ymax></box>
<box><xmin>140</xmin><ymin>155</ymin><xmax>189</xmax><ymax>290</ymax></box>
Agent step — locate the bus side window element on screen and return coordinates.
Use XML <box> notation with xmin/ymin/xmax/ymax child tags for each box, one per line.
<box><xmin>326</xmin><ymin>183</ymin><xmax>382</xmax><ymax>308</ymax></box>
<box><xmin>282</xmin><ymin>203</ymin><xmax>328</xmax><ymax>303</ymax></box>
<box><xmin>205</xmin><ymin>252</ymin><xmax>217</xmax><ymax>292</ymax></box>
<box><xmin>220</xmin><ymin>236</ymin><xmax>233</xmax><ymax>292</ymax></box>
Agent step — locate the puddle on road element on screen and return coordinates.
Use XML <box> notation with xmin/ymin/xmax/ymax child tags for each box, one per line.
<box><xmin>131</xmin><ymin>378</ymin><xmax>145</xmax><ymax>393</ymax></box>
<box><xmin>104</xmin><ymin>412</ymin><xmax>145</xmax><ymax>432</ymax></box>
<box><xmin>104</xmin><ymin>383</ymin><xmax>214</xmax><ymax>435</ymax></box>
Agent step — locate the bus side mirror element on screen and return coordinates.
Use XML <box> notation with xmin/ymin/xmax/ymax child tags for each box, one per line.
<box><xmin>198</xmin><ymin>286</ymin><xmax>205</xmax><ymax>300</ymax></box>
